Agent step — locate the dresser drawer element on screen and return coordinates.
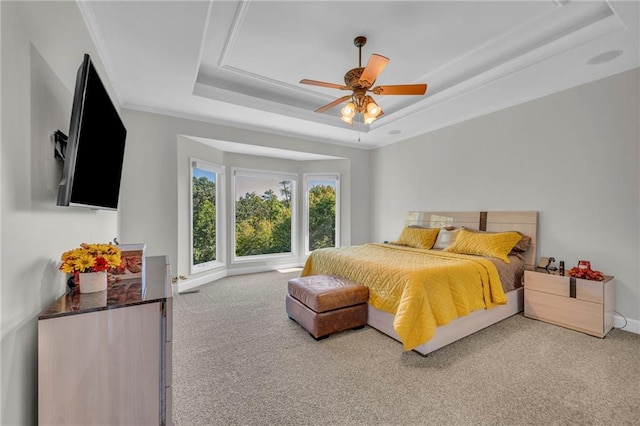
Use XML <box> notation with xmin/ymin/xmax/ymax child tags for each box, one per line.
<box><xmin>525</xmin><ymin>289</ymin><xmax>604</xmax><ymax>336</ymax></box>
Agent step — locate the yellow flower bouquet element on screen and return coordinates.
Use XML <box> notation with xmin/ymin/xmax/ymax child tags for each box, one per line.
<box><xmin>59</xmin><ymin>243</ymin><xmax>122</xmax><ymax>274</ymax></box>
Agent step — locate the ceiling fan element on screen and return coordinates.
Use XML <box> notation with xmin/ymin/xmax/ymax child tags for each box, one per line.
<box><xmin>300</xmin><ymin>36</ymin><xmax>427</xmax><ymax>125</ymax></box>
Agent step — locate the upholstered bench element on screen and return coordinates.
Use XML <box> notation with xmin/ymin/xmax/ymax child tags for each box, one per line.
<box><xmin>286</xmin><ymin>275</ymin><xmax>369</xmax><ymax>340</ymax></box>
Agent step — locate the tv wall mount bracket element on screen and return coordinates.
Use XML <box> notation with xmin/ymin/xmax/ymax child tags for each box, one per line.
<box><xmin>52</xmin><ymin>130</ymin><xmax>68</xmax><ymax>162</ymax></box>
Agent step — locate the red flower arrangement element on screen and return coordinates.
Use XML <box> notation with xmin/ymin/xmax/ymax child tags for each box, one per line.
<box><xmin>567</xmin><ymin>260</ymin><xmax>604</xmax><ymax>281</ymax></box>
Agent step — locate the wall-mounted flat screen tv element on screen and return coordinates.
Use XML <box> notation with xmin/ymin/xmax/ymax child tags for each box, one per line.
<box><xmin>56</xmin><ymin>54</ymin><xmax>127</xmax><ymax>210</ymax></box>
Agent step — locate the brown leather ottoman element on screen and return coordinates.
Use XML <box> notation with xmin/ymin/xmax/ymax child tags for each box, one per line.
<box><xmin>286</xmin><ymin>275</ymin><xmax>369</xmax><ymax>340</ymax></box>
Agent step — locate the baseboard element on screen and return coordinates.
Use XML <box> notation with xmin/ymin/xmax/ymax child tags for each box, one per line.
<box><xmin>175</xmin><ymin>269</ymin><xmax>228</xmax><ymax>294</ymax></box>
<box><xmin>226</xmin><ymin>262</ymin><xmax>303</xmax><ymax>276</ymax></box>
<box><xmin>615</xmin><ymin>314</ymin><xmax>640</xmax><ymax>334</ymax></box>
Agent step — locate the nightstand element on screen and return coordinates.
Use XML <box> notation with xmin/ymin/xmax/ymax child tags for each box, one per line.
<box><xmin>524</xmin><ymin>269</ymin><xmax>615</xmax><ymax>337</ymax></box>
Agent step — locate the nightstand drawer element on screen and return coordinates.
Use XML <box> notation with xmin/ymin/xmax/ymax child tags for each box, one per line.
<box><xmin>524</xmin><ymin>272</ymin><xmax>568</xmax><ymax>297</ymax></box>
<box><xmin>524</xmin><ymin>271</ymin><xmax>607</xmax><ymax>303</ymax></box>
<box><xmin>524</xmin><ymin>289</ymin><xmax>603</xmax><ymax>336</ymax></box>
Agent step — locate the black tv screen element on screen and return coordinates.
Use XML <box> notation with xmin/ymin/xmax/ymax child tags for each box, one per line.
<box><xmin>57</xmin><ymin>54</ymin><xmax>127</xmax><ymax>210</ymax></box>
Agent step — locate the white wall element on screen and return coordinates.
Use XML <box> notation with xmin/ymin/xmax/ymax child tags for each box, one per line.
<box><xmin>1</xmin><ymin>2</ymin><xmax>120</xmax><ymax>423</ymax></box>
<box><xmin>120</xmin><ymin>110</ymin><xmax>371</xmax><ymax>284</ymax></box>
<box><xmin>372</xmin><ymin>68</ymin><xmax>640</xmax><ymax>327</ymax></box>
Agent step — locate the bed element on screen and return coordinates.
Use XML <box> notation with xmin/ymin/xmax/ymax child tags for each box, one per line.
<box><xmin>301</xmin><ymin>211</ymin><xmax>537</xmax><ymax>355</ymax></box>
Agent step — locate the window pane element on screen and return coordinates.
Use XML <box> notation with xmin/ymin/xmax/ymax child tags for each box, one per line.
<box><xmin>192</xmin><ymin>167</ymin><xmax>216</xmax><ymax>265</ymax></box>
<box><xmin>308</xmin><ymin>179</ymin><xmax>336</xmax><ymax>251</ymax></box>
<box><xmin>235</xmin><ymin>174</ymin><xmax>293</xmax><ymax>257</ymax></box>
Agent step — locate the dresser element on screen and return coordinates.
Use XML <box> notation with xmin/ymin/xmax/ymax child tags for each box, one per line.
<box><xmin>524</xmin><ymin>269</ymin><xmax>615</xmax><ymax>337</ymax></box>
<box><xmin>38</xmin><ymin>255</ymin><xmax>173</xmax><ymax>425</ymax></box>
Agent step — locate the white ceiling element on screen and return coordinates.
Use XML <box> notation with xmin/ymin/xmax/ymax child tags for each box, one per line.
<box><xmin>81</xmin><ymin>1</ymin><xmax>639</xmax><ymax>150</ymax></box>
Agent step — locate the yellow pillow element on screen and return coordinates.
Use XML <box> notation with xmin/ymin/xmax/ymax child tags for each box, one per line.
<box><xmin>442</xmin><ymin>229</ymin><xmax>522</xmax><ymax>263</ymax></box>
<box><xmin>395</xmin><ymin>227</ymin><xmax>440</xmax><ymax>249</ymax></box>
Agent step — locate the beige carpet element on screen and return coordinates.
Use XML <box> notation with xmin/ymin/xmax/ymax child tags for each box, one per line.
<box><xmin>172</xmin><ymin>270</ymin><xmax>640</xmax><ymax>425</ymax></box>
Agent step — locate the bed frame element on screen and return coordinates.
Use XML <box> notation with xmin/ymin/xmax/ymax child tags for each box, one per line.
<box><xmin>367</xmin><ymin>211</ymin><xmax>538</xmax><ymax>355</ymax></box>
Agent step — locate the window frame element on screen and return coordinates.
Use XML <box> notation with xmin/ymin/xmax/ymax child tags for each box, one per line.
<box><xmin>303</xmin><ymin>173</ymin><xmax>340</xmax><ymax>255</ymax></box>
<box><xmin>232</xmin><ymin>168</ymin><xmax>298</xmax><ymax>263</ymax></box>
<box><xmin>190</xmin><ymin>158</ymin><xmax>225</xmax><ymax>274</ymax></box>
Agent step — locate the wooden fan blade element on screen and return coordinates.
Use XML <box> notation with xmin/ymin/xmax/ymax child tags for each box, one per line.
<box><xmin>372</xmin><ymin>84</ymin><xmax>427</xmax><ymax>95</ymax></box>
<box><xmin>315</xmin><ymin>95</ymin><xmax>352</xmax><ymax>113</ymax></box>
<box><xmin>359</xmin><ymin>54</ymin><xmax>390</xmax><ymax>87</ymax></box>
<box><xmin>300</xmin><ymin>79</ymin><xmax>348</xmax><ymax>90</ymax></box>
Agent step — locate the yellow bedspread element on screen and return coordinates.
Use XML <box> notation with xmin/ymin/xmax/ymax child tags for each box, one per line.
<box><xmin>300</xmin><ymin>243</ymin><xmax>507</xmax><ymax>351</ymax></box>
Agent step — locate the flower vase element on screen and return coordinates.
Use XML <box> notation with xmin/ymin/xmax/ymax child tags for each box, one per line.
<box><xmin>78</xmin><ymin>271</ymin><xmax>107</xmax><ymax>293</ymax></box>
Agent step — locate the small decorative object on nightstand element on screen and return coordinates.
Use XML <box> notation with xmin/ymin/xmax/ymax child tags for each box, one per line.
<box><xmin>524</xmin><ymin>269</ymin><xmax>615</xmax><ymax>337</ymax></box>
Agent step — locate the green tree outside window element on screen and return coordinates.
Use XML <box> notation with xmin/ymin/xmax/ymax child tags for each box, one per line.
<box><xmin>308</xmin><ymin>184</ymin><xmax>336</xmax><ymax>251</ymax></box>
<box><xmin>192</xmin><ymin>171</ymin><xmax>216</xmax><ymax>265</ymax></box>
<box><xmin>235</xmin><ymin>178</ymin><xmax>293</xmax><ymax>257</ymax></box>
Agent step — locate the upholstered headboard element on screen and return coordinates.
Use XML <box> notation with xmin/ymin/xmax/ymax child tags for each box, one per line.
<box><xmin>405</xmin><ymin>211</ymin><xmax>538</xmax><ymax>270</ymax></box>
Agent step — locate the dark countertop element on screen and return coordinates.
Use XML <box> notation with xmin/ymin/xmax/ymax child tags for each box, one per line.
<box><xmin>39</xmin><ymin>255</ymin><xmax>170</xmax><ymax>320</ymax></box>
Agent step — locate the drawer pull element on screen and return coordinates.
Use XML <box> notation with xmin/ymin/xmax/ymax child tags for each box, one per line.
<box><xmin>570</xmin><ymin>277</ymin><xmax>576</xmax><ymax>298</ymax></box>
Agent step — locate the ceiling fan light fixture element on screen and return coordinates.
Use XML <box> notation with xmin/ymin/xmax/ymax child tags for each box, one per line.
<box><xmin>366</xmin><ymin>100</ymin><xmax>382</xmax><ymax>117</ymax></box>
<box><xmin>341</xmin><ymin>102</ymin><xmax>356</xmax><ymax>117</ymax></box>
<box><xmin>363</xmin><ymin>113</ymin><xmax>376</xmax><ymax>125</ymax></box>
<box><xmin>340</xmin><ymin>115</ymin><xmax>353</xmax><ymax>125</ymax></box>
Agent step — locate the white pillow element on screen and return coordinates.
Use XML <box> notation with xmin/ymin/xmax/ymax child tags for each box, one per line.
<box><xmin>433</xmin><ymin>228</ymin><xmax>458</xmax><ymax>250</ymax></box>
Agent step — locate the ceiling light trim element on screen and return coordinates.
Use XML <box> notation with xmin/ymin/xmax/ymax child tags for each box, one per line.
<box><xmin>191</xmin><ymin>0</ymin><xmax>216</xmax><ymax>90</ymax></box>
<box><xmin>218</xmin><ymin>0</ymin><xmax>251</xmax><ymax>68</ymax></box>
<box><xmin>221</xmin><ymin>64</ymin><xmax>336</xmax><ymax>100</ymax></box>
